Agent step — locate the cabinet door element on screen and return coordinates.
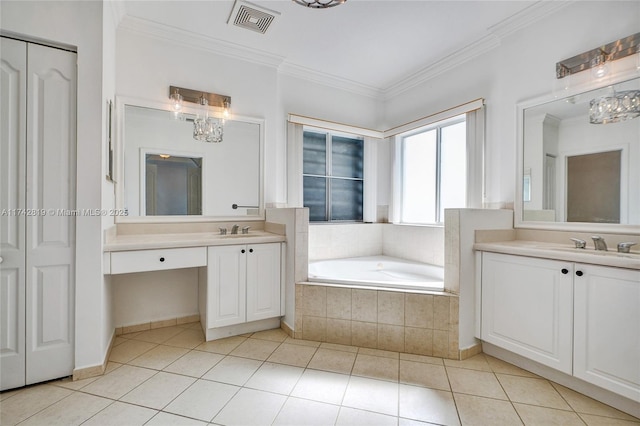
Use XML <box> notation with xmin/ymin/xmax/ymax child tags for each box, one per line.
<box><xmin>208</xmin><ymin>245</ymin><xmax>246</xmax><ymax>328</ymax></box>
<box><xmin>574</xmin><ymin>264</ymin><xmax>640</xmax><ymax>401</ymax></box>
<box><xmin>246</xmin><ymin>243</ymin><xmax>281</xmax><ymax>322</ymax></box>
<box><xmin>481</xmin><ymin>252</ymin><xmax>573</xmax><ymax>374</ymax></box>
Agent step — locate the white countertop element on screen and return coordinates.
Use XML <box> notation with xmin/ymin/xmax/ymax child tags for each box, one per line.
<box><xmin>474</xmin><ymin>240</ymin><xmax>640</xmax><ymax>271</ymax></box>
<box><xmin>104</xmin><ymin>230</ymin><xmax>285</xmax><ymax>252</ymax></box>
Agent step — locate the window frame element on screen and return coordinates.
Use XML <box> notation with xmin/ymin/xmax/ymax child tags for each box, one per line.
<box><xmin>302</xmin><ymin>126</ymin><xmax>365</xmax><ymax>223</ymax></box>
<box><xmin>398</xmin><ymin>114</ymin><xmax>467</xmax><ymax>225</ymax></box>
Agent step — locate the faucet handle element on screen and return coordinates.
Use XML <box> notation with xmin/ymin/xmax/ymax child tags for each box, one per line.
<box><xmin>242</xmin><ymin>226</ymin><xmax>251</xmax><ymax>234</ymax></box>
<box><xmin>617</xmin><ymin>242</ymin><xmax>637</xmax><ymax>253</ymax></box>
<box><xmin>569</xmin><ymin>238</ymin><xmax>586</xmax><ymax>249</ymax></box>
<box><xmin>219</xmin><ymin>227</ymin><xmax>227</xmax><ymax>235</ymax></box>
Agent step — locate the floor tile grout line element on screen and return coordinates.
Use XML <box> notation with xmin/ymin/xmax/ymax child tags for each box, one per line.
<box><xmin>8</xmin><ymin>326</ymin><xmax>640</xmax><ymax>424</ymax></box>
<box><xmin>441</xmin><ymin>358</ymin><xmax>463</xmax><ymax>426</ymax></box>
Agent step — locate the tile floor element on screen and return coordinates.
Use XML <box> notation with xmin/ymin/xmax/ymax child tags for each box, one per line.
<box><xmin>1</xmin><ymin>323</ymin><xmax>639</xmax><ymax>426</ymax></box>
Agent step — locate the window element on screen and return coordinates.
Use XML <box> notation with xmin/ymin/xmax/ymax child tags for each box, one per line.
<box><xmin>303</xmin><ymin>129</ymin><xmax>364</xmax><ymax>222</ymax></box>
<box><xmin>400</xmin><ymin>115</ymin><xmax>467</xmax><ymax>224</ymax></box>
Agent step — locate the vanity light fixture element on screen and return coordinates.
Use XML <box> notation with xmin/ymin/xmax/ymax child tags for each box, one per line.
<box><xmin>168</xmin><ymin>86</ymin><xmax>231</xmax><ymax>143</ymax></box>
<box><xmin>555</xmin><ymin>33</ymin><xmax>640</xmax><ymax>124</ymax></box>
<box><xmin>292</xmin><ymin>0</ymin><xmax>346</xmax><ymax>8</ymax></box>
<box><xmin>556</xmin><ymin>32</ymin><xmax>640</xmax><ymax>79</ymax></box>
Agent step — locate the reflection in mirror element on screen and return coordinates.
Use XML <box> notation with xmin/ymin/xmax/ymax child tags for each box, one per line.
<box><xmin>144</xmin><ymin>153</ymin><xmax>202</xmax><ymax>216</ymax></box>
<box><xmin>521</xmin><ymin>77</ymin><xmax>640</xmax><ymax>225</ymax></box>
<box><xmin>122</xmin><ymin>104</ymin><xmax>261</xmax><ymax>218</ymax></box>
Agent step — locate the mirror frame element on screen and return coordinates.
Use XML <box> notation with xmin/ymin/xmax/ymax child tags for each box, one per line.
<box><xmin>114</xmin><ymin>96</ymin><xmax>265</xmax><ymax>223</ymax></box>
<box><xmin>515</xmin><ymin>77</ymin><xmax>640</xmax><ymax>235</ymax></box>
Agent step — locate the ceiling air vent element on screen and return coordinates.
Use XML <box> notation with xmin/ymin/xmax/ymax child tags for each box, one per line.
<box><xmin>228</xmin><ymin>0</ymin><xmax>280</xmax><ymax>35</ymax></box>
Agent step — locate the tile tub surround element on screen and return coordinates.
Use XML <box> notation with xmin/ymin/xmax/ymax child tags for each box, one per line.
<box><xmin>3</xmin><ymin>324</ymin><xmax>638</xmax><ymax>425</ymax></box>
<box><xmin>295</xmin><ymin>284</ymin><xmax>460</xmax><ymax>359</ymax></box>
<box><xmin>308</xmin><ymin>223</ymin><xmax>444</xmax><ymax>266</ymax></box>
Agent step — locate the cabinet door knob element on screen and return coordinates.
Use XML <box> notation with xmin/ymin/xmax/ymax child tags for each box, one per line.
<box><xmin>241</xmin><ymin>249</ymin><xmax>245</xmax><ymax>254</ymax></box>
<box><xmin>561</xmin><ymin>268</ymin><xmax>569</xmax><ymax>274</ymax></box>
<box><xmin>159</xmin><ymin>257</ymin><xmax>165</xmax><ymax>262</ymax></box>
<box><xmin>249</xmin><ymin>248</ymin><xmax>253</xmax><ymax>253</ymax></box>
<box><xmin>576</xmin><ymin>270</ymin><xmax>583</xmax><ymax>277</ymax></box>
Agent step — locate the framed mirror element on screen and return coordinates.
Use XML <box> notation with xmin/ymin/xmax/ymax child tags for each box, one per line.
<box><xmin>516</xmin><ymin>76</ymin><xmax>640</xmax><ymax>234</ymax></box>
<box><xmin>115</xmin><ymin>98</ymin><xmax>264</xmax><ymax>222</ymax></box>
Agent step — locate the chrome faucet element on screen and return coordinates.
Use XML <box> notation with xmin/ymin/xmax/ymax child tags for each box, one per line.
<box><xmin>591</xmin><ymin>236</ymin><xmax>608</xmax><ymax>251</ymax></box>
<box><xmin>617</xmin><ymin>242</ymin><xmax>637</xmax><ymax>253</ymax></box>
<box><xmin>569</xmin><ymin>238</ymin><xmax>586</xmax><ymax>249</ymax></box>
<box><xmin>230</xmin><ymin>224</ymin><xmax>239</xmax><ymax>235</ymax></box>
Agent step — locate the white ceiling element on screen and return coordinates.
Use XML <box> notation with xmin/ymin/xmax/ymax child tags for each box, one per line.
<box><xmin>120</xmin><ymin>0</ymin><xmax>544</xmax><ymax>96</ymax></box>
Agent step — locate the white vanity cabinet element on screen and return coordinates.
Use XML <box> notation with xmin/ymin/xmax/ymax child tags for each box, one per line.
<box><xmin>479</xmin><ymin>251</ymin><xmax>640</xmax><ymax>402</ymax></box>
<box><xmin>109</xmin><ymin>247</ymin><xmax>207</xmax><ymax>274</ymax></box>
<box><xmin>573</xmin><ymin>264</ymin><xmax>640</xmax><ymax>401</ymax></box>
<box><xmin>204</xmin><ymin>243</ymin><xmax>281</xmax><ymax>330</ymax></box>
<box><xmin>480</xmin><ymin>252</ymin><xmax>574</xmax><ymax>374</ymax></box>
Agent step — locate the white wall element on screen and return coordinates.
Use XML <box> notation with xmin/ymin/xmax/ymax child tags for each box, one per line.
<box><xmin>1</xmin><ymin>1</ymin><xmax>113</xmax><ymax>371</ymax></box>
<box><xmin>383</xmin><ymin>1</ymin><xmax>640</xmax><ymax>209</ymax></box>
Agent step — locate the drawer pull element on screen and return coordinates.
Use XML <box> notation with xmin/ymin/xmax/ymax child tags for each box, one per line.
<box><xmin>241</xmin><ymin>249</ymin><xmax>245</xmax><ymax>254</ymax></box>
<box><xmin>561</xmin><ymin>268</ymin><xmax>569</xmax><ymax>274</ymax></box>
<box><xmin>249</xmin><ymin>248</ymin><xmax>253</xmax><ymax>253</ymax></box>
<box><xmin>159</xmin><ymin>257</ymin><xmax>165</xmax><ymax>262</ymax></box>
<box><xmin>576</xmin><ymin>270</ymin><xmax>583</xmax><ymax>277</ymax></box>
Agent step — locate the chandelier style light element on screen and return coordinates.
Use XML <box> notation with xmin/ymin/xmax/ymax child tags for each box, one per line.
<box><xmin>293</xmin><ymin>0</ymin><xmax>346</xmax><ymax>8</ymax></box>
<box><xmin>193</xmin><ymin>96</ymin><xmax>224</xmax><ymax>143</ymax></box>
<box><xmin>169</xmin><ymin>86</ymin><xmax>231</xmax><ymax>142</ymax></box>
<box><xmin>589</xmin><ymin>90</ymin><xmax>640</xmax><ymax>124</ymax></box>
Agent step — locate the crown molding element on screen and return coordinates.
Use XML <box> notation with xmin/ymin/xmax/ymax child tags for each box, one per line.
<box><xmin>487</xmin><ymin>0</ymin><xmax>574</xmax><ymax>40</ymax></box>
<box><xmin>382</xmin><ymin>1</ymin><xmax>574</xmax><ymax>99</ymax></box>
<box><xmin>382</xmin><ymin>34</ymin><xmax>501</xmax><ymax>100</ymax></box>
<box><xmin>278</xmin><ymin>62</ymin><xmax>384</xmax><ymax>100</ymax></box>
<box><xmin>116</xmin><ymin>1</ymin><xmax>573</xmax><ymax>102</ymax></box>
<box><xmin>118</xmin><ymin>15</ymin><xmax>285</xmax><ymax>69</ymax></box>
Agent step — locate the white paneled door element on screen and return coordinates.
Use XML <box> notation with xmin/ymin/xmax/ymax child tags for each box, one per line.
<box><xmin>1</xmin><ymin>37</ymin><xmax>76</xmax><ymax>391</ymax></box>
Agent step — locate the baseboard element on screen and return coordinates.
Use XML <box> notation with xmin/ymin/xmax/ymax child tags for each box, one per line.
<box><xmin>459</xmin><ymin>342</ymin><xmax>483</xmax><ymax>360</ymax></box>
<box><xmin>280</xmin><ymin>320</ymin><xmax>294</xmax><ymax>337</ymax></box>
<box><xmin>72</xmin><ymin>330</ymin><xmax>115</xmax><ymax>381</ymax></box>
<box><xmin>115</xmin><ymin>314</ymin><xmax>200</xmax><ymax>336</ymax></box>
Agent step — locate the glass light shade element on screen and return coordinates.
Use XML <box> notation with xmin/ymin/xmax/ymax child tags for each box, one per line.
<box><xmin>590</xmin><ymin>55</ymin><xmax>609</xmax><ymax>79</ymax></box>
<box><xmin>589</xmin><ymin>90</ymin><xmax>640</xmax><ymax>124</ymax></box>
<box><xmin>170</xmin><ymin>92</ymin><xmax>183</xmax><ymax>111</ymax></box>
<box><xmin>170</xmin><ymin>91</ymin><xmax>184</xmax><ymax>120</ymax></box>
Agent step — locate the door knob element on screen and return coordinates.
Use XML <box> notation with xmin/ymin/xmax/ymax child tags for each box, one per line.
<box><xmin>561</xmin><ymin>268</ymin><xmax>569</xmax><ymax>274</ymax></box>
<box><xmin>576</xmin><ymin>270</ymin><xmax>584</xmax><ymax>277</ymax></box>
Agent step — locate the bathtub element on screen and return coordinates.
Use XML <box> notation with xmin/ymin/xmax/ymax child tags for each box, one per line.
<box><xmin>307</xmin><ymin>255</ymin><xmax>444</xmax><ymax>292</ymax></box>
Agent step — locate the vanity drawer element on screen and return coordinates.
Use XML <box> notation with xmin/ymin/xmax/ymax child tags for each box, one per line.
<box><xmin>110</xmin><ymin>247</ymin><xmax>207</xmax><ymax>274</ymax></box>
